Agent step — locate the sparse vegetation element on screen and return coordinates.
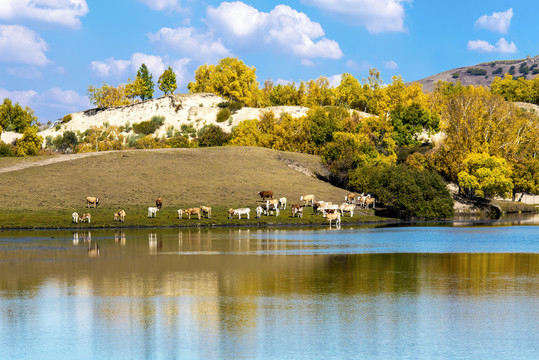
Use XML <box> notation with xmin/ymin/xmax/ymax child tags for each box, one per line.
<box><xmin>466</xmin><ymin>67</ymin><xmax>487</xmax><ymax>76</ymax></box>
<box><xmin>216</xmin><ymin>108</ymin><xmax>231</xmax><ymax>123</ymax></box>
<box><xmin>132</xmin><ymin>115</ymin><xmax>165</xmax><ymax>135</ymax></box>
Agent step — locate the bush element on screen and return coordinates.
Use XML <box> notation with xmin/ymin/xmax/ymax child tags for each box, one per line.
<box><xmin>216</xmin><ymin>108</ymin><xmax>231</xmax><ymax>123</ymax></box>
<box><xmin>349</xmin><ymin>164</ymin><xmax>454</xmax><ymax>219</ymax></box>
<box><xmin>508</xmin><ymin>66</ymin><xmax>515</xmax><ymax>75</ymax></box>
<box><xmin>52</xmin><ymin>131</ymin><xmax>78</xmax><ymax>151</ymax></box>
<box><xmin>493</xmin><ymin>67</ymin><xmax>503</xmax><ymax>75</ymax></box>
<box><xmin>132</xmin><ymin>115</ymin><xmax>165</xmax><ymax>135</ymax></box>
<box><xmin>217</xmin><ymin>101</ymin><xmax>242</xmax><ymax>113</ymax></box>
<box><xmin>197</xmin><ymin>125</ymin><xmax>230</xmax><ymax>147</ymax></box>
<box><xmin>452</xmin><ymin>73</ymin><xmax>459</xmax><ymax>79</ymax></box>
<box><xmin>167</xmin><ymin>135</ymin><xmax>190</xmax><ymax>148</ymax></box>
<box><xmin>0</xmin><ymin>141</ymin><xmax>16</xmax><ymax>157</ymax></box>
<box><xmin>61</xmin><ymin>114</ymin><xmax>72</xmax><ymax>123</ymax></box>
<box><xmin>466</xmin><ymin>67</ymin><xmax>487</xmax><ymax>76</ymax></box>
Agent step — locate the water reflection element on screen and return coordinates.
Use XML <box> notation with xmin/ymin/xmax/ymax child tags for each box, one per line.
<box><xmin>0</xmin><ymin>226</ymin><xmax>538</xmax><ymax>359</ymax></box>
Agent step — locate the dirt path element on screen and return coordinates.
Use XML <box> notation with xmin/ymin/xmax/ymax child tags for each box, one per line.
<box><xmin>0</xmin><ymin>151</ymin><xmax>113</xmax><ymax>174</ymax></box>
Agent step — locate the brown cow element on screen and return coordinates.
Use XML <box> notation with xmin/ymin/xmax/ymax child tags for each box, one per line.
<box><xmin>291</xmin><ymin>204</ymin><xmax>303</xmax><ymax>218</ymax></box>
<box><xmin>201</xmin><ymin>206</ymin><xmax>212</xmax><ymax>218</ymax></box>
<box><xmin>184</xmin><ymin>208</ymin><xmax>201</xmax><ymax>219</ymax></box>
<box><xmin>86</xmin><ymin>196</ymin><xmax>99</xmax><ymax>208</ymax></box>
<box><xmin>156</xmin><ymin>197</ymin><xmax>163</xmax><ymax>209</ymax></box>
<box><xmin>81</xmin><ymin>213</ymin><xmax>91</xmax><ymax>223</ymax></box>
<box><xmin>258</xmin><ymin>191</ymin><xmax>273</xmax><ymax>201</ymax></box>
<box><xmin>345</xmin><ymin>193</ymin><xmax>356</xmax><ymax>204</ymax></box>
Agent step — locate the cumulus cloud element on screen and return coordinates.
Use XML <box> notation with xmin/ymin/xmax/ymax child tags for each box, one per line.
<box><xmin>467</xmin><ymin>37</ymin><xmax>517</xmax><ymax>54</ymax></box>
<box><xmin>301</xmin><ymin>59</ymin><xmax>316</xmax><ymax>67</ymax></box>
<box><xmin>138</xmin><ymin>0</ymin><xmax>185</xmax><ymax>13</ymax></box>
<box><xmin>206</xmin><ymin>2</ymin><xmax>343</xmax><ymax>59</ymax></box>
<box><xmin>301</xmin><ymin>0</ymin><xmax>409</xmax><ymax>33</ymax></box>
<box><xmin>475</xmin><ymin>8</ymin><xmax>513</xmax><ymax>34</ymax></box>
<box><xmin>0</xmin><ymin>0</ymin><xmax>89</xmax><ymax>28</ymax></box>
<box><xmin>383</xmin><ymin>60</ymin><xmax>398</xmax><ymax>69</ymax></box>
<box><xmin>148</xmin><ymin>27</ymin><xmax>231</xmax><ymax>63</ymax></box>
<box><xmin>90</xmin><ymin>53</ymin><xmax>191</xmax><ymax>88</ymax></box>
<box><xmin>327</xmin><ymin>74</ymin><xmax>342</xmax><ymax>87</ymax></box>
<box><xmin>0</xmin><ymin>25</ymin><xmax>48</xmax><ymax>66</ymax></box>
<box><xmin>0</xmin><ymin>87</ymin><xmax>90</xmax><ymax>123</ymax></box>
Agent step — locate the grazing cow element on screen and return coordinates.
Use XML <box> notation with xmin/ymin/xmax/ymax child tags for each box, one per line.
<box><xmin>323</xmin><ymin>204</ymin><xmax>339</xmax><ymax>217</ymax></box>
<box><xmin>266</xmin><ymin>200</ymin><xmax>280</xmax><ymax>217</ymax></box>
<box><xmin>72</xmin><ymin>212</ymin><xmax>79</xmax><ymax>224</ymax></box>
<box><xmin>156</xmin><ymin>197</ymin><xmax>163</xmax><ymax>209</ymax></box>
<box><xmin>148</xmin><ymin>207</ymin><xmax>159</xmax><ymax>218</ymax></box>
<box><xmin>301</xmin><ymin>194</ymin><xmax>316</xmax><ymax>206</ymax></box>
<box><xmin>291</xmin><ymin>204</ymin><xmax>303</xmax><ymax>218</ymax></box>
<box><xmin>119</xmin><ymin>210</ymin><xmax>126</xmax><ymax>222</ymax></box>
<box><xmin>339</xmin><ymin>203</ymin><xmax>355</xmax><ymax>217</ymax></box>
<box><xmin>345</xmin><ymin>193</ymin><xmax>356</xmax><ymax>204</ymax></box>
<box><xmin>326</xmin><ymin>212</ymin><xmax>341</xmax><ymax>228</ymax></box>
<box><xmin>256</xmin><ymin>206</ymin><xmax>264</xmax><ymax>218</ymax></box>
<box><xmin>81</xmin><ymin>213</ymin><xmax>91</xmax><ymax>223</ymax></box>
<box><xmin>86</xmin><ymin>196</ymin><xmax>99</xmax><ymax>208</ymax></box>
<box><xmin>201</xmin><ymin>206</ymin><xmax>212</xmax><ymax>218</ymax></box>
<box><xmin>229</xmin><ymin>208</ymin><xmax>250</xmax><ymax>219</ymax></box>
<box><xmin>364</xmin><ymin>197</ymin><xmax>376</xmax><ymax>209</ymax></box>
<box><xmin>184</xmin><ymin>208</ymin><xmax>201</xmax><ymax>220</ymax></box>
<box><xmin>357</xmin><ymin>193</ymin><xmax>370</xmax><ymax>207</ymax></box>
<box><xmin>258</xmin><ymin>191</ymin><xmax>273</xmax><ymax>201</ymax></box>
<box><xmin>114</xmin><ymin>211</ymin><xmax>120</xmax><ymax>221</ymax></box>
<box><xmin>313</xmin><ymin>201</ymin><xmax>326</xmax><ymax>214</ymax></box>
<box><xmin>278</xmin><ymin>197</ymin><xmax>287</xmax><ymax>210</ymax></box>
<box><xmin>177</xmin><ymin>209</ymin><xmax>183</xmax><ymax>219</ymax></box>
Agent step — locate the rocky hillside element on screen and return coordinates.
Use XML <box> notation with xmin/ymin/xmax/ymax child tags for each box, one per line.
<box><xmin>40</xmin><ymin>93</ymin><xmax>311</xmax><ymax>140</ymax></box>
<box><xmin>412</xmin><ymin>55</ymin><xmax>539</xmax><ymax>92</ymax></box>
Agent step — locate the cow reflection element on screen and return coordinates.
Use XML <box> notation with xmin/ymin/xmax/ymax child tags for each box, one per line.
<box><xmin>149</xmin><ymin>233</ymin><xmax>162</xmax><ymax>254</ymax></box>
<box><xmin>114</xmin><ymin>231</ymin><xmax>126</xmax><ymax>246</ymax></box>
<box><xmin>88</xmin><ymin>242</ymin><xmax>100</xmax><ymax>257</ymax></box>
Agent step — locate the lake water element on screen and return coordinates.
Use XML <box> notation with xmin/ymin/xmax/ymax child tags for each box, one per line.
<box><xmin>1</xmin><ymin>219</ymin><xmax>538</xmax><ymax>359</ymax></box>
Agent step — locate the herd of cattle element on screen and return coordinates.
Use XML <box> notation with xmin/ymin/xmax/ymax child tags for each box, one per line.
<box><xmin>71</xmin><ymin>192</ymin><xmax>375</xmax><ymax>228</ymax></box>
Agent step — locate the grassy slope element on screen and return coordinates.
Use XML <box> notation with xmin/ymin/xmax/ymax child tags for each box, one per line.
<box><xmin>0</xmin><ymin>147</ymin><xmax>381</xmax><ymax>228</ymax></box>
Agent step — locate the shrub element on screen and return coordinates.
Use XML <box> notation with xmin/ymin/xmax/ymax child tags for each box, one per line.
<box><xmin>452</xmin><ymin>73</ymin><xmax>459</xmax><ymax>79</ymax></box>
<box><xmin>0</xmin><ymin>141</ymin><xmax>16</xmax><ymax>157</ymax></box>
<box><xmin>216</xmin><ymin>108</ymin><xmax>231</xmax><ymax>123</ymax></box>
<box><xmin>217</xmin><ymin>101</ymin><xmax>242</xmax><ymax>113</ymax></box>
<box><xmin>167</xmin><ymin>135</ymin><xmax>190</xmax><ymax>148</ymax></box>
<box><xmin>493</xmin><ymin>67</ymin><xmax>503</xmax><ymax>75</ymax></box>
<box><xmin>61</xmin><ymin>114</ymin><xmax>72</xmax><ymax>123</ymax></box>
<box><xmin>519</xmin><ymin>63</ymin><xmax>529</xmax><ymax>75</ymax></box>
<box><xmin>52</xmin><ymin>131</ymin><xmax>78</xmax><ymax>151</ymax></box>
<box><xmin>197</xmin><ymin>125</ymin><xmax>230</xmax><ymax>147</ymax></box>
<box><xmin>466</xmin><ymin>67</ymin><xmax>487</xmax><ymax>76</ymax></box>
<box><xmin>55</xmin><ymin>124</ymin><xmax>61</xmax><ymax>131</ymax></box>
<box><xmin>132</xmin><ymin>115</ymin><xmax>165</xmax><ymax>135</ymax></box>
<box><xmin>508</xmin><ymin>66</ymin><xmax>515</xmax><ymax>75</ymax></box>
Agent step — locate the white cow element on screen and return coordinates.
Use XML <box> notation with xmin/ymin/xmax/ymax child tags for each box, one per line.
<box><xmin>148</xmin><ymin>207</ymin><xmax>159</xmax><ymax>218</ymax></box>
<box><xmin>72</xmin><ymin>212</ymin><xmax>79</xmax><ymax>224</ymax></box>
<box><xmin>177</xmin><ymin>209</ymin><xmax>183</xmax><ymax>219</ymax></box>
<box><xmin>256</xmin><ymin>206</ymin><xmax>264</xmax><ymax>218</ymax></box>
<box><xmin>339</xmin><ymin>203</ymin><xmax>355</xmax><ymax>217</ymax></box>
<box><xmin>229</xmin><ymin>208</ymin><xmax>250</xmax><ymax>219</ymax></box>
<box><xmin>300</xmin><ymin>194</ymin><xmax>316</xmax><ymax>206</ymax></box>
<box><xmin>278</xmin><ymin>197</ymin><xmax>287</xmax><ymax>210</ymax></box>
<box><xmin>326</xmin><ymin>212</ymin><xmax>341</xmax><ymax>228</ymax></box>
<box><xmin>266</xmin><ymin>201</ymin><xmax>280</xmax><ymax>216</ymax></box>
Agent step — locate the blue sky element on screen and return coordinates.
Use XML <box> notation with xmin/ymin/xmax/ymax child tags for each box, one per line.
<box><xmin>0</xmin><ymin>0</ymin><xmax>537</xmax><ymax>124</ymax></box>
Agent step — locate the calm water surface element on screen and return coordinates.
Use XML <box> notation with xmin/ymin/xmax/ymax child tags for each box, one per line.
<box><xmin>1</xmin><ymin>220</ymin><xmax>538</xmax><ymax>359</ymax></box>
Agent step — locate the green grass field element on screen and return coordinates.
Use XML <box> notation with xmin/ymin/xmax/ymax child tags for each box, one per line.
<box><xmin>0</xmin><ymin>147</ymin><xmax>385</xmax><ymax>229</ymax></box>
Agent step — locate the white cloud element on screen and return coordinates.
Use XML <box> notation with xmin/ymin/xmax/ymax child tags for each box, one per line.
<box><xmin>91</xmin><ymin>53</ymin><xmax>191</xmax><ymax>88</ymax></box>
<box><xmin>0</xmin><ymin>0</ymin><xmax>89</xmax><ymax>28</ymax></box>
<box><xmin>327</xmin><ymin>74</ymin><xmax>342</xmax><ymax>87</ymax></box>
<box><xmin>467</xmin><ymin>37</ymin><xmax>517</xmax><ymax>54</ymax></box>
<box><xmin>148</xmin><ymin>27</ymin><xmax>231</xmax><ymax>63</ymax></box>
<box><xmin>301</xmin><ymin>0</ymin><xmax>409</xmax><ymax>33</ymax></box>
<box><xmin>383</xmin><ymin>60</ymin><xmax>398</xmax><ymax>69</ymax></box>
<box><xmin>0</xmin><ymin>87</ymin><xmax>89</xmax><ymax>122</ymax></box>
<box><xmin>475</xmin><ymin>8</ymin><xmax>513</xmax><ymax>34</ymax></box>
<box><xmin>206</xmin><ymin>2</ymin><xmax>343</xmax><ymax>59</ymax></box>
<box><xmin>7</xmin><ymin>67</ymin><xmax>43</xmax><ymax>80</ymax></box>
<box><xmin>301</xmin><ymin>59</ymin><xmax>316</xmax><ymax>67</ymax></box>
<box><xmin>138</xmin><ymin>0</ymin><xmax>185</xmax><ymax>13</ymax></box>
<box><xmin>0</xmin><ymin>25</ymin><xmax>48</xmax><ymax>66</ymax></box>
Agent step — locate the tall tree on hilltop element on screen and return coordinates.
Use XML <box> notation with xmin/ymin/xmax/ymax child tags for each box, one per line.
<box><xmin>135</xmin><ymin>64</ymin><xmax>154</xmax><ymax>101</ymax></box>
<box><xmin>158</xmin><ymin>66</ymin><xmax>177</xmax><ymax>95</ymax></box>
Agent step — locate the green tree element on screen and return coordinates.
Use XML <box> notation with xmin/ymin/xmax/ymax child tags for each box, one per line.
<box><xmin>158</xmin><ymin>66</ymin><xmax>177</xmax><ymax>95</ymax></box>
<box><xmin>53</xmin><ymin>131</ymin><xmax>78</xmax><ymax>152</ymax></box>
<box><xmin>349</xmin><ymin>164</ymin><xmax>454</xmax><ymax>219</ymax></box>
<box><xmin>0</xmin><ymin>98</ymin><xmax>38</xmax><ymax>133</ymax></box>
<box><xmin>511</xmin><ymin>158</ymin><xmax>539</xmax><ymax>200</ymax></box>
<box><xmin>390</xmin><ymin>103</ymin><xmax>440</xmax><ymax>146</ymax></box>
<box><xmin>15</xmin><ymin>127</ymin><xmax>43</xmax><ymax>156</ymax></box>
<box><xmin>457</xmin><ymin>153</ymin><xmax>513</xmax><ymax>198</ymax></box>
<box><xmin>335</xmin><ymin>73</ymin><xmax>366</xmax><ymax>109</ymax></box>
<box><xmin>135</xmin><ymin>64</ymin><xmax>154</xmax><ymax>100</ymax></box>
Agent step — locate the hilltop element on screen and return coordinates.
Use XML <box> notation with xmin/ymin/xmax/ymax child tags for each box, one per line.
<box><xmin>412</xmin><ymin>55</ymin><xmax>539</xmax><ymax>92</ymax></box>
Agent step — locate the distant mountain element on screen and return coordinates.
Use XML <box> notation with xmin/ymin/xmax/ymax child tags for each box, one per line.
<box><xmin>411</xmin><ymin>55</ymin><xmax>539</xmax><ymax>92</ymax></box>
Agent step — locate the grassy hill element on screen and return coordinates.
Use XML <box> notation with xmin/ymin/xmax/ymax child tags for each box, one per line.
<box><xmin>411</xmin><ymin>55</ymin><xmax>539</xmax><ymax>91</ymax></box>
<box><xmin>0</xmin><ymin>147</ymin><xmax>382</xmax><ymax>228</ymax></box>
